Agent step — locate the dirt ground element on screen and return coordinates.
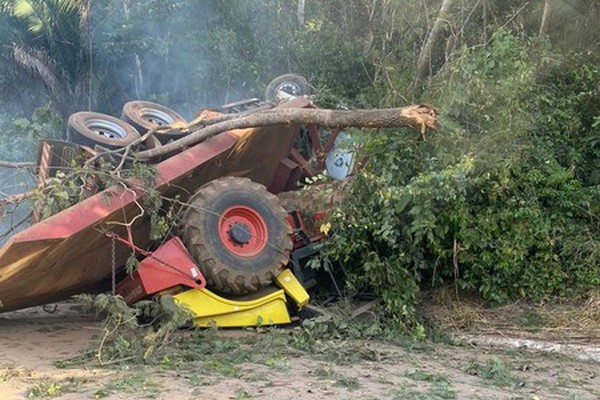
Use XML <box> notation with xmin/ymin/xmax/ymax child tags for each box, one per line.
<box><xmin>0</xmin><ymin>300</ymin><xmax>599</xmax><ymax>400</ymax></box>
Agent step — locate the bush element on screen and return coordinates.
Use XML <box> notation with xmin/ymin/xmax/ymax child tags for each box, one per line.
<box><xmin>324</xmin><ymin>32</ymin><xmax>600</xmax><ymax>331</ymax></box>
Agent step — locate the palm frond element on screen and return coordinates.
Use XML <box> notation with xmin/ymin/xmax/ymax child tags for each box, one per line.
<box><xmin>12</xmin><ymin>43</ymin><xmax>60</xmax><ymax>92</ymax></box>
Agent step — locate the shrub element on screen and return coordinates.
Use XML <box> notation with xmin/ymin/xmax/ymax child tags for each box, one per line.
<box><xmin>325</xmin><ymin>32</ymin><xmax>600</xmax><ymax>331</ymax></box>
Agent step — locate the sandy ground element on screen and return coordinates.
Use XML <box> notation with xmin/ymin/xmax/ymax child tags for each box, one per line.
<box><xmin>0</xmin><ymin>301</ymin><xmax>599</xmax><ymax>400</ymax></box>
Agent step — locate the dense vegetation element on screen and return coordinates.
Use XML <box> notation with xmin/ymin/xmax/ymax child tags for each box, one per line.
<box><xmin>0</xmin><ymin>0</ymin><xmax>598</xmax><ymax>331</ymax></box>
<box><xmin>332</xmin><ymin>34</ymin><xmax>600</xmax><ymax>330</ymax></box>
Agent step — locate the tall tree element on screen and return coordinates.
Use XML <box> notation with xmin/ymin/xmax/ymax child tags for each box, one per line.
<box><xmin>413</xmin><ymin>0</ymin><xmax>456</xmax><ymax>97</ymax></box>
<box><xmin>539</xmin><ymin>0</ymin><xmax>554</xmax><ymax>37</ymax></box>
<box><xmin>297</xmin><ymin>0</ymin><xmax>305</xmax><ymax>26</ymax></box>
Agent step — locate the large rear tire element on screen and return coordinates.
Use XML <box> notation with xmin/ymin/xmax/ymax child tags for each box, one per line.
<box><xmin>277</xmin><ymin>180</ymin><xmax>345</xmax><ymax>235</ymax></box>
<box><xmin>181</xmin><ymin>177</ymin><xmax>292</xmax><ymax>294</ymax></box>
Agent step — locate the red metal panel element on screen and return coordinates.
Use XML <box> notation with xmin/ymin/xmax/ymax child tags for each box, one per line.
<box><xmin>319</xmin><ymin>127</ymin><xmax>340</xmax><ymax>171</ymax></box>
<box><xmin>11</xmin><ymin>132</ymin><xmax>238</xmax><ymax>243</ymax></box>
<box><xmin>269</xmin><ymin>157</ymin><xmax>302</xmax><ymax>194</ymax></box>
<box><xmin>0</xmin><ymin>132</ymin><xmax>237</xmax><ymax>312</ymax></box>
<box><xmin>116</xmin><ymin>237</ymin><xmax>205</xmax><ymax>304</ymax></box>
<box><xmin>307</xmin><ymin>124</ymin><xmax>323</xmax><ymax>160</ymax></box>
<box><xmin>289</xmin><ymin>148</ymin><xmax>316</xmax><ymax>177</ymax></box>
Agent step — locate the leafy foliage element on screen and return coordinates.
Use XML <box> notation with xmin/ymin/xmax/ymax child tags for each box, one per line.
<box><xmin>325</xmin><ymin>32</ymin><xmax>600</xmax><ymax>330</ymax></box>
<box><xmin>32</xmin><ymin>158</ymin><xmax>163</xmax><ymax>221</ymax></box>
<box><xmin>0</xmin><ymin>0</ymin><xmax>91</xmax><ymax>116</ymax></box>
<box><xmin>466</xmin><ymin>357</ymin><xmax>518</xmax><ymax>388</ymax></box>
<box><xmin>74</xmin><ymin>293</ymin><xmax>192</xmax><ymax>366</ymax></box>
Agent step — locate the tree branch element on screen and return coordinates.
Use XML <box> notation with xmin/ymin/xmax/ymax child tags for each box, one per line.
<box><xmin>0</xmin><ymin>160</ymin><xmax>36</xmax><ymax>169</ymax></box>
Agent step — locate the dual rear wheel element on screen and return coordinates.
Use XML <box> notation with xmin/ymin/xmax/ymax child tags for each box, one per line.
<box><xmin>67</xmin><ymin>101</ymin><xmax>186</xmax><ymax>150</ymax></box>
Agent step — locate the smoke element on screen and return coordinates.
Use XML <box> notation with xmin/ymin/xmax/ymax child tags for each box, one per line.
<box><xmin>550</xmin><ymin>0</ymin><xmax>600</xmax><ymax>52</ymax></box>
<box><xmin>1</xmin><ymin>1</ymin><xmax>299</xmax><ymax>122</ymax></box>
<box><xmin>88</xmin><ymin>0</ymin><xmax>224</xmax><ymax>119</ymax></box>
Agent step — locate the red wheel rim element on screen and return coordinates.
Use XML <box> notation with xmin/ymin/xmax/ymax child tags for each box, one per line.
<box><xmin>219</xmin><ymin>205</ymin><xmax>268</xmax><ymax>257</ymax></box>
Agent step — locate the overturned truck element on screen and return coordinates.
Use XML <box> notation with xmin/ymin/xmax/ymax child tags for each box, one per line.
<box><xmin>0</xmin><ymin>75</ymin><xmax>438</xmax><ymax>327</ymax></box>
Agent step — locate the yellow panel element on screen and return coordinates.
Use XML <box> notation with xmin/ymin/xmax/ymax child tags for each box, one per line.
<box><xmin>275</xmin><ymin>269</ymin><xmax>310</xmax><ymax>308</ymax></box>
<box><xmin>173</xmin><ymin>287</ymin><xmax>291</xmax><ymax>328</ymax></box>
<box><xmin>191</xmin><ymin>300</ymin><xmax>291</xmax><ymax>327</ymax></box>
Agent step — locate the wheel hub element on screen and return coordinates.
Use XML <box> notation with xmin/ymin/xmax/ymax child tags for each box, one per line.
<box><xmin>141</xmin><ymin>108</ymin><xmax>174</xmax><ymax>127</ymax></box>
<box><xmin>219</xmin><ymin>205</ymin><xmax>269</xmax><ymax>257</ymax></box>
<box><xmin>86</xmin><ymin>119</ymin><xmax>128</xmax><ymax>139</ymax></box>
<box><xmin>229</xmin><ymin>223</ymin><xmax>251</xmax><ymax>245</ymax></box>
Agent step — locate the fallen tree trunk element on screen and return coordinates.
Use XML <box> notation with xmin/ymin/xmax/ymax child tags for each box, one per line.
<box><xmin>135</xmin><ymin>104</ymin><xmax>439</xmax><ymax>160</ymax></box>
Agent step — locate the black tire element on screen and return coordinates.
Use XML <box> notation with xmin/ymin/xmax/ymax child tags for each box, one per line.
<box><xmin>277</xmin><ymin>180</ymin><xmax>345</xmax><ymax>235</ymax></box>
<box><xmin>121</xmin><ymin>101</ymin><xmax>187</xmax><ymax>144</ymax></box>
<box><xmin>181</xmin><ymin>177</ymin><xmax>292</xmax><ymax>294</ymax></box>
<box><xmin>264</xmin><ymin>74</ymin><xmax>311</xmax><ymax>104</ymax></box>
<box><xmin>139</xmin><ymin>134</ymin><xmax>162</xmax><ymax>151</ymax></box>
<box><xmin>67</xmin><ymin>112</ymin><xmax>141</xmax><ymax>150</ymax></box>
